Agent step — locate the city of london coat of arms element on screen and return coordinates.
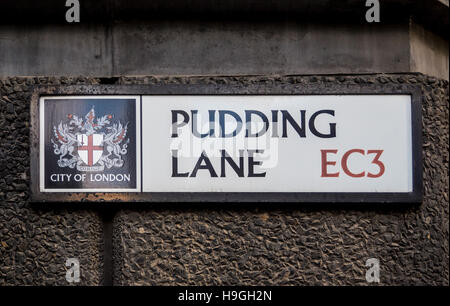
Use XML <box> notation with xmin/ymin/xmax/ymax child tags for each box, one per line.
<box><xmin>51</xmin><ymin>107</ymin><xmax>129</xmax><ymax>172</ymax></box>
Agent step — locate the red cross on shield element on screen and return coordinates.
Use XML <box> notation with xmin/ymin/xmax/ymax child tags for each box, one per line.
<box><xmin>77</xmin><ymin>134</ymin><xmax>103</xmax><ymax>166</ymax></box>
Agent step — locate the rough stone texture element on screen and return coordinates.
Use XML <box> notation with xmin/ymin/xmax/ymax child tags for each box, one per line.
<box><xmin>0</xmin><ymin>74</ymin><xmax>448</xmax><ymax>286</ymax></box>
<box><xmin>0</xmin><ymin>77</ymin><xmax>104</xmax><ymax>285</ymax></box>
<box><xmin>113</xmin><ymin>74</ymin><xmax>449</xmax><ymax>285</ymax></box>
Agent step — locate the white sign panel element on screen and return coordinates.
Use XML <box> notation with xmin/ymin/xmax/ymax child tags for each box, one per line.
<box><xmin>141</xmin><ymin>95</ymin><xmax>413</xmax><ymax>193</ymax></box>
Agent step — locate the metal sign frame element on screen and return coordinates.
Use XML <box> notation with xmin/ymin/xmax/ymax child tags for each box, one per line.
<box><xmin>30</xmin><ymin>83</ymin><xmax>423</xmax><ymax>203</ymax></box>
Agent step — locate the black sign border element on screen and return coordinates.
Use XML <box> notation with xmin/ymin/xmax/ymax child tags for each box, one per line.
<box><xmin>30</xmin><ymin>83</ymin><xmax>423</xmax><ymax>203</ymax></box>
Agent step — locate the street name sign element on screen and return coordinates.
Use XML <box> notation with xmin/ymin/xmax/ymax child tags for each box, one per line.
<box><xmin>30</xmin><ymin>84</ymin><xmax>422</xmax><ymax>203</ymax></box>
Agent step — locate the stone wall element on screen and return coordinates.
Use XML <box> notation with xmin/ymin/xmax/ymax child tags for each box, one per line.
<box><xmin>0</xmin><ymin>73</ymin><xmax>448</xmax><ymax>285</ymax></box>
<box><xmin>0</xmin><ymin>77</ymin><xmax>104</xmax><ymax>285</ymax></box>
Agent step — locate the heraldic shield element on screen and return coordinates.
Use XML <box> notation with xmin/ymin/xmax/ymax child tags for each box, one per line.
<box><xmin>77</xmin><ymin>134</ymin><xmax>104</xmax><ymax>167</ymax></box>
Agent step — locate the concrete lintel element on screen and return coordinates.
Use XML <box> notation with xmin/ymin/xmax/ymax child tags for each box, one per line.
<box><xmin>0</xmin><ymin>22</ymin><xmax>411</xmax><ymax>77</ymax></box>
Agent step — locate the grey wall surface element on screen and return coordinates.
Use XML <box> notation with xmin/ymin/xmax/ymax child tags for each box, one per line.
<box><xmin>0</xmin><ymin>74</ymin><xmax>448</xmax><ymax>285</ymax></box>
<box><xmin>2</xmin><ymin>20</ymin><xmax>447</xmax><ymax>79</ymax></box>
<box><xmin>0</xmin><ymin>22</ymin><xmax>411</xmax><ymax>77</ymax></box>
<box><xmin>410</xmin><ymin>22</ymin><xmax>449</xmax><ymax>80</ymax></box>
